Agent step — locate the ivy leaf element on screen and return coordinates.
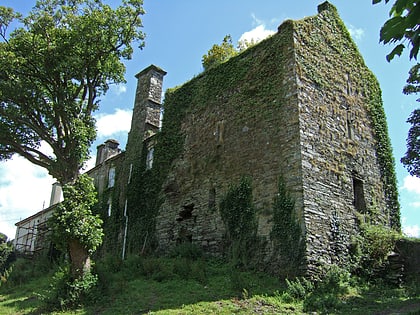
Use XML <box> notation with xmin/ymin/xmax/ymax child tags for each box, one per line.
<box><xmin>386</xmin><ymin>44</ymin><xmax>405</xmax><ymax>61</ymax></box>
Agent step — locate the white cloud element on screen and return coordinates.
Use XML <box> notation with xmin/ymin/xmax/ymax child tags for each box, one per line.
<box><xmin>239</xmin><ymin>25</ymin><xmax>275</xmax><ymax>45</ymax></box>
<box><xmin>95</xmin><ymin>108</ymin><xmax>132</xmax><ymax>138</ymax></box>
<box><xmin>109</xmin><ymin>84</ymin><xmax>127</xmax><ymax>96</ymax></box>
<box><xmin>403</xmin><ymin>224</ymin><xmax>420</xmax><ymax>238</ymax></box>
<box><xmin>0</xmin><ymin>156</ymin><xmax>54</xmax><ymax>240</ymax></box>
<box><xmin>401</xmin><ymin>175</ymin><xmax>420</xmax><ymax>194</ymax></box>
<box><xmin>347</xmin><ymin>24</ymin><xmax>364</xmax><ymax>42</ymax></box>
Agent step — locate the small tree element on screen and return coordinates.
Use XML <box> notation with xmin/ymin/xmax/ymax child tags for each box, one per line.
<box><xmin>202</xmin><ymin>35</ymin><xmax>237</xmax><ymax>70</ymax></box>
<box><xmin>0</xmin><ymin>0</ymin><xmax>145</xmax><ymax>278</ymax></box>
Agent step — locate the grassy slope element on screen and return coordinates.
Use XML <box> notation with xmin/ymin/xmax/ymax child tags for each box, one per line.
<box><xmin>0</xmin><ymin>257</ymin><xmax>419</xmax><ymax>315</ymax></box>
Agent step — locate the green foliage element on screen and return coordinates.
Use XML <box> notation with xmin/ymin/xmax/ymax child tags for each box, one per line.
<box><xmin>219</xmin><ymin>176</ymin><xmax>258</xmax><ymax>267</ymax></box>
<box><xmin>169</xmin><ymin>242</ymin><xmax>203</xmax><ymax>260</ymax></box>
<box><xmin>350</xmin><ymin>221</ymin><xmax>400</xmax><ymax>277</ymax></box>
<box><xmin>270</xmin><ymin>176</ymin><xmax>304</xmax><ymax>275</ymax></box>
<box><xmin>373</xmin><ymin>0</ymin><xmax>419</xmax><ymax>61</ymax></box>
<box><xmin>202</xmin><ymin>35</ymin><xmax>238</xmax><ymax>70</ymax></box>
<box><xmin>401</xmin><ymin>64</ymin><xmax>420</xmax><ymax>177</ymax></box>
<box><xmin>1</xmin><ymin>255</ymin><xmax>419</xmax><ymax>315</ymax></box>
<box><xmin>284</xmin><ymin>277</ymin><xmax>315</xmax><ymax>301</ymax></box>
<box><xmin>401</xmin><ymin>108</ymin><xmax>420</xmax><ymax>177</ymax></box>
<box><xmin>41</xmin><ymin>265</ymin><xmax>99</xmax><ymax>311</ymax></box>
<box><xmin>4</xmin><ymin>256</ymin><xmax>57</xmax><ymax>287</ymax></box>
<box><xmin>0</xmin><ymin>0</ymin><xmax>145</xmax><ymax>183</ymax></box>
<box><xmin>0</xmin><ymin>237</ymin><xmax>13</xmax><ymax>282</ymax></box>
<box><xmin>49</xmin><ymin>174</ymin><xmax>103</xmax><ymax>254</ymax></box>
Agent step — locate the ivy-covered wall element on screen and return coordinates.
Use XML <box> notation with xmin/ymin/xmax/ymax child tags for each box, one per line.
<box><xmin>154</xmin><ymin>19</ymin><xmax>304</xmax><ymax>266</ymax></box>
<box><xmin>90</xmin><ymin>2</ymin><xmax>399</xmax><ymax>277</ymax></box>
<box><xmin>293</xmin><ymin>3</ymin><xmax>400</xmax><ymax>273</ymax></box>
<box><xmin>151</xmin><ymin>2</ymin><xmax>399</xmax><ymax>275</ymax></box>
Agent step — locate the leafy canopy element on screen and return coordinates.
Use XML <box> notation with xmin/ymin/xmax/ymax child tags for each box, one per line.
<box><xmin>373</xmin><ymin>0</ymin><xmax>419</xmax><ymax>61</ymax></box>
<box><xmin>0</xmin><ymin>0</ymin><xmax>145</xmax><ymax>184</ymax></box>
<box><xmin>401</xmin><ymin>109</ymin><xmax>420</xmax><ymax>177</ymax></box>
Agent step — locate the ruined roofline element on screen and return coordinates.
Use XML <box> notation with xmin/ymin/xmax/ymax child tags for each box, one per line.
<box><xmin>277</xmin><ymin>1</ymin><xmax>338</xmax><ymax>33</ymax></box>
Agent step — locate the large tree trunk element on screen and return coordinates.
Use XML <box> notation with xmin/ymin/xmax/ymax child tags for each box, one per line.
<box><xmin>68</xmin><ymin>239</ymin><xmax>91</xmax><ymax>278</ymax></box>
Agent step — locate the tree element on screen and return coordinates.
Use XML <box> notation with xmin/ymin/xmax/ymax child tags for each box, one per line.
<box><xmin>202</xmin><ymin>35</ymin><xmax>237</xmax><ymax>70</ymax></box>
<box><xmin>401</xmin><ymin>64</ymin><xmax>420</xmax><ymax>177</ymax></box>
<box><xmin>373</xmin><ymin>0</ymin><xmax>419</xmax><ymax>61</ymax></box>
<box><xmin>0</xmin><ymin>0</ymin><xmax>145</xmax><ymax>278</ymax></box>
<box><xmin>373</xmin><ymin>0</ymin><xmax>420</xmax><ymax>177</ymax></box>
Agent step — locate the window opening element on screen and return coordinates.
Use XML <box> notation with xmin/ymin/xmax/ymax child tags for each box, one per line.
<box><xmin>108</xmin><ymin>167</ymin><xmax>115</xmax><ymax>188</ymax></box>
<box><xmin>353</xmin><ymin>177</ymin><xmax>366</xmax><ymax>212</ymax></box>
<box><xmin>177</xmin><ymin>203</ymin><xmax>194</xmax><ymax>221</ymax></box>
<box><xmin>146</xmin><ymin>148</ymin><xmax>154</xmax><ymax>170</ymax></box>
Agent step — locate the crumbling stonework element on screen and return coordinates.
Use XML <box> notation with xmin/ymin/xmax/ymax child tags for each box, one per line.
<box><xmin>150</xmin><ymin>2</ymin><xmax>399</xmax><ymax>275</ymax></box>
<box><xmin>17</xmin><ymin>2</ymin><xmax>400</xmax><ymax>277</ymax></box>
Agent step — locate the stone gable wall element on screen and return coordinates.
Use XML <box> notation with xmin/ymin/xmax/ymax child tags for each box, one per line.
<box><xmin>293</xmin><ymin>7</ymin><xmax>391</xmax><ymax>271</ymax></box>
<box><xmin>155</xmin><ymin>22</ymin><xmax>304</xmax><ymax>261</ymax></box>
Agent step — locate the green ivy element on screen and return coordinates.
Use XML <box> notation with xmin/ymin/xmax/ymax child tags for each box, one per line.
<box><xmin>349</xmin><ymin>219</ymin><xmax>400</xmax><ymax>278</ymax></box>
<box><xmin>49</xmin><ymin>174</ymin><xmax>103</xmax><ymax>255</ymax></box>
<box><xmin>270</xmin><ymin>176</ymin><xmax>304</xmax><ymax>275</ymax></box>
<box><xmin>294</xmin><ymin>6</ymin><xmax>400</xmax><ymax>231</ymax></box>
<box><xmin>219</xmin><ymin>176</ymin><xmax>258</xmax><ymax>268</ymax></box>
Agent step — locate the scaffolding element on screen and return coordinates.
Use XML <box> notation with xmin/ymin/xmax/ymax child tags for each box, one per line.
<box><xmin>14</xmin><ymin>220</ymin><xmax>51</xmax><ymax>257</ymax></box>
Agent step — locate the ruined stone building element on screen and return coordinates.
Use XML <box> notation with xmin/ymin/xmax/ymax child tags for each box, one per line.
<box><xmin>15</xmin><ymin>2</ymin><xmax>400</xmax><ymax>276</ymax></box>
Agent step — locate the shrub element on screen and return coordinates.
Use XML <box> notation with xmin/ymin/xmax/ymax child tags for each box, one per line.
<box><xmin>169</xmin><ymin>242</ymin><xmax>203</xmax><ymax>260</ymax></box>
<box><xmin>41</xmin><ymin>265</ymin><xmax>99</xmax><ymax>311</ymax></box>
<box><xmin>304</xmin><ymin>265</ymin><xmax>352</xmax><ymax>313</ymax></box>
<box><xmin>285</xmin><ymin>277</ymin><xmax>314</xmax><ymax>301</ymax></box>
<box><xmin>350</xmin><ymin>223</ymin><xmax>400</xmax><ymax>278</ymax></box>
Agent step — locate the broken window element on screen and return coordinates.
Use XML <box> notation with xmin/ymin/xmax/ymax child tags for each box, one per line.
<box><xmin>177</xmin><ymin>203</ymin><xmax>194</xmax><ymax>221</ymax></box>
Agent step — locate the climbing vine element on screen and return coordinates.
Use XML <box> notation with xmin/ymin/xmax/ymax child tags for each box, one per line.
<box><xmin>219</xmin><ymin>176</ymin><xmax>258</xmax><ymax>267</ymax></box>
<box><xmin>294</xmin><ymin>5</ymin><xmax>400</xmax><ymax>230</ymax></box>
<box><xmin>270</xmin><ymin>176</ymin><xmax>304</xmax><ymax>275</ymax></box>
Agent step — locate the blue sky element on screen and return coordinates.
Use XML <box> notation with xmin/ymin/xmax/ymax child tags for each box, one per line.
<box><xmin>0</xmin><ymin>0</ymin><xmax>419</xmax><ymax>240</ymax></box>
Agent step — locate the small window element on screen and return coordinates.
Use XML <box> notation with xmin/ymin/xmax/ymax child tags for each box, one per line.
<box><xmin>353</xmin><ymin>177</ymin><xmax>366</xmax><ymax>212</ymax></box>
<box><xmin>146</xmin><ymin>148</ymin><xmax>154</xmax><ymax>170</ymax></box>
<box><xmin>108</xmin><ymin>167</ymin><xmax>115</xmax><ymax>188</ymax></box>
<box><xmin>346</xmin><ymin>110</ymin><xmax>354</xmax><ymax>139</ymax></box>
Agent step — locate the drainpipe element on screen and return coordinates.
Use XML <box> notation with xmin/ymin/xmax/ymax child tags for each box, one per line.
<box><xmin>122</xmin><ymin>199</ymin><xmax>128</xmax><ymax>260</ymax></box>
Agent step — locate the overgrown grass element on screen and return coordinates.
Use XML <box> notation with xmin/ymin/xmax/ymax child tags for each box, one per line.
<box><xmin>0</xmin><ymin>254</ymin><xmax>419</xmax><ymax>315</ymax></box>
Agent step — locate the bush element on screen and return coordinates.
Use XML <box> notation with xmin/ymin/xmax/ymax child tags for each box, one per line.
<box><xmin>285</xmin><ymin>277</ymin><xmax>314</xmax><ymax>301</ymax></box>
<box><xmin>41</xmin><ymin>265</ymin><xmax>99</xmax><ymax>311</ymax></box>
<box><xmin>303</xmin><ymin>265</ymin><xmax>352</xmax><ymax>313</ymax></box>
<box><xmin>350</xmin><ymin>223</ymin><xmax>400</xmax><ymax>278</ymax></box>
<box><xmin>169</xmin><ymin>242</ymin><xmax>203</xmax><ymax>260</ymax></box>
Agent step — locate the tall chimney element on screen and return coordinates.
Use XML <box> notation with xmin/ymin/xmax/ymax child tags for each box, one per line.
<box><xmin>49</xmin><ymin>182</ymin><xmax>63</xmax><ymax>206</ymax></box>
<box><xmin>125</xmin><ymin>65</ymin><xmax>166</xmax><ymax>163</ymax></box>
<box><xmin>95</xmin><ymin>139</ymin><xmax>121</xmax><ymax>166</ymax></box>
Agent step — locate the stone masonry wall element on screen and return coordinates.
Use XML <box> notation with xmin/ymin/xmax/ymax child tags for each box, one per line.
<box><xmin>156</xmin><ymin>21</ymin><xmax>305</xmax><ymax>266</ymax></box>
<box><xmin>294</xmin><ymin>4</ymin><xmax>392</xmax><ymax>272</ymax></box>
